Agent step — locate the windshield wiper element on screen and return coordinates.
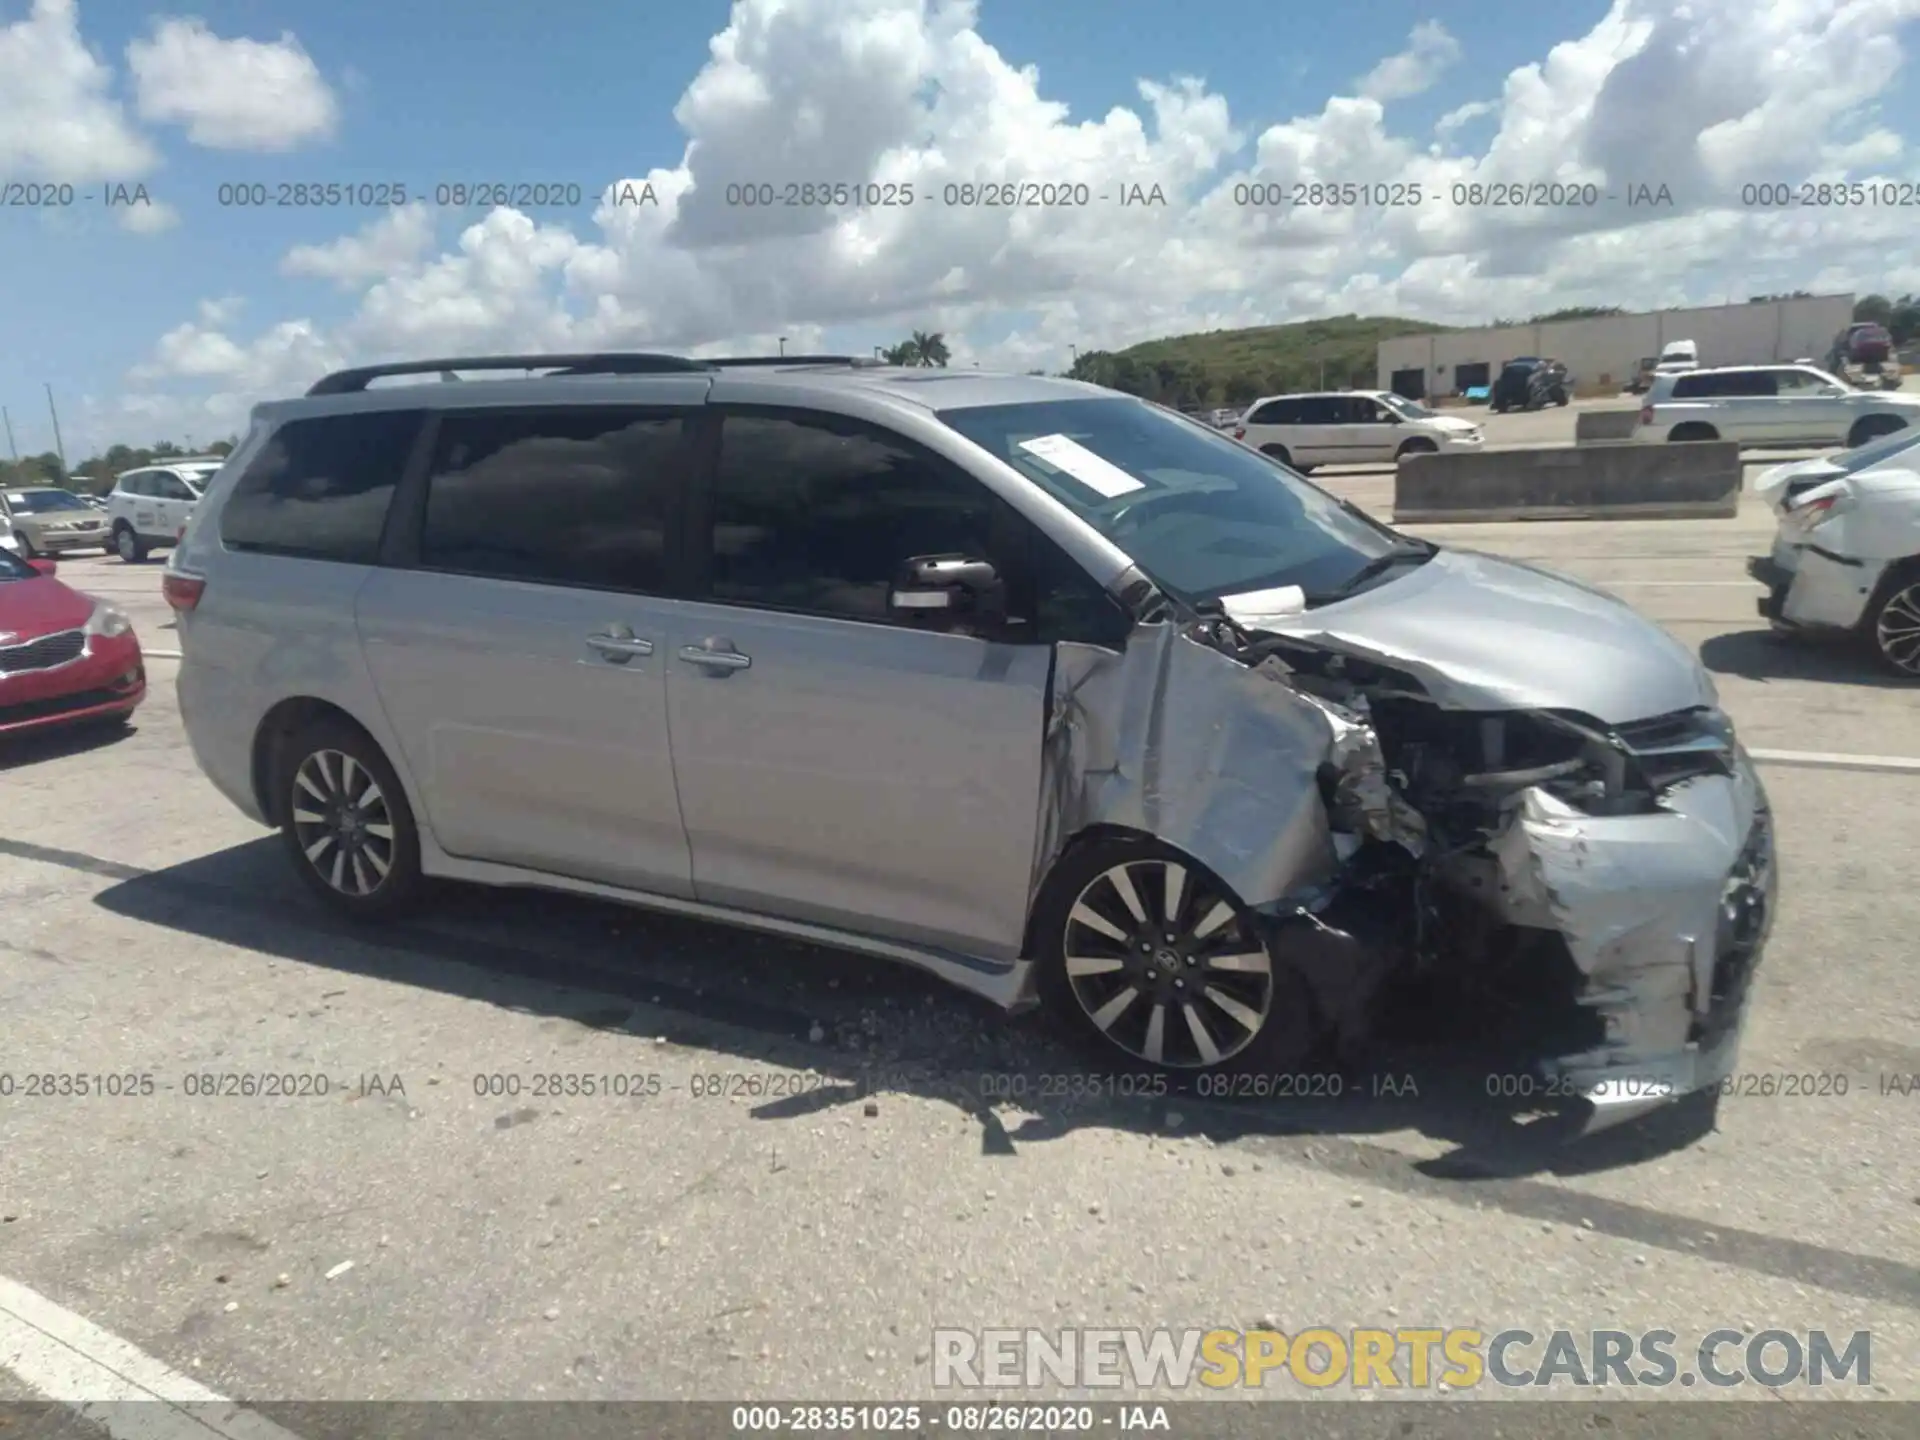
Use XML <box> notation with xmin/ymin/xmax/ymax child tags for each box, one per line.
<box><xmin>1302</xmin><ymin>543</ymin><xmax>1434</xmax><ymax>605</ymax></box>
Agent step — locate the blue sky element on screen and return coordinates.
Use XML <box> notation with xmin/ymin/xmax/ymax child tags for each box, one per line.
<box><xmin>3</xmin><ymin>0</ymin><xmax>1917</xmax><ymax>457</ymax></box>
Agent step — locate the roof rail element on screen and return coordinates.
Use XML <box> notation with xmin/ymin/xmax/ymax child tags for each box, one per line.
<box><xmin>305</xmin><ymin>353</ymin><xmax>713</xmax><ymax>396</ymax></box>
<box><xmin>704</xmin><ymin>355</ymin><xmax>883</xmax><ymax>368</ymax></box>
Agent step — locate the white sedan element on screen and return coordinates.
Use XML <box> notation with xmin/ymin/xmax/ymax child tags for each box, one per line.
<box><xmin>1748</xmin><ymin>427</ymin><xmax>1920</xmax><ymax>675</ymax></box>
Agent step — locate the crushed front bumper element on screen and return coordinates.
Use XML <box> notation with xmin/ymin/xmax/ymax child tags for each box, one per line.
<box><xmin>1489</xmin><ymin>756</ymin><xmax>1777</xmax><ymax>1133</ymax></box>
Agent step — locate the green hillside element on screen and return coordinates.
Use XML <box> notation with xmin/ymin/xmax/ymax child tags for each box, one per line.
<box><xmin>1064</xmin><ymin>315</ymin><xmax>1453</xmax><ymax>408</ymax></box>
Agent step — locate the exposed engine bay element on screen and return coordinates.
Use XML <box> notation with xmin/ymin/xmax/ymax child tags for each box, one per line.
<box><xmin>1038</xmin><ymin>609</ymin><xmax>1776</xmax><ymax>1135</ymax></box>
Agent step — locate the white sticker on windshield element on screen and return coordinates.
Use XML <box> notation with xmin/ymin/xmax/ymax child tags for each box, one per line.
<box><xmin>1017</xmin><ymin>433</ymin><xmax>1145</xmax><ymax>498</ymax></box>
<box><xmin>1220</xmin><ymin>585</ymin><xmax>1307</xmax><ymax>625</ymax></box>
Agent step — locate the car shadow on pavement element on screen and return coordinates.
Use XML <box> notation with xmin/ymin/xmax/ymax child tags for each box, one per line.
<box><xmin>91</xmin><ymin>837</ymin><xmax>1718</xmax><ymax>1187</ymax></box>
<box><xmin>0</xmin><ymin>716</ymin><xmax>137</xmax><ymax>770</ymax></box>
<box><xmin>1699</xmin><ymin>628</ymin><xmax>1913</xmax><ymax>688</ymax></box>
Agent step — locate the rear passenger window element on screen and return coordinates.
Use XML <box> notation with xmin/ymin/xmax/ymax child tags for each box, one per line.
<box><xmin>419</xmin><ymin>407</ymin><xmax>685</xmax><ymax>592</ymax></box>
<box><xmin>1249</xmin><ymin>400</ymin><xmax>1297</xmax><ymax>425</ymax></box>
<box><xmin>221</xmin><ymin>411</ymin><xmax>422</xmax><ymax>563</ymax></box>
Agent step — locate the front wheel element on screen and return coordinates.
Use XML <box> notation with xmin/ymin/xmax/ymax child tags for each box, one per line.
<box><xmin>1396</xmin><ymin>438</ymin><xmax>1437</xmax><ymax>459</ymax></box>
<box><xmin>1036</xmin><ymin>838</ymin><xmax>1317</xmax><ymax>1074</ymax></box>
<box><xmin>275</xmin><ymin>718</ymin><xmax>425</xmax><ymax>919</ymax></box>
<box><xmin>1847</xmin><ymin>415</ymin><xmax>1906</xmax><ymax>449</ymax></box>
<box><xmin>11</xmin><ymin>531</ymin><xmax>34</xmax><ymax>559</ymax></box>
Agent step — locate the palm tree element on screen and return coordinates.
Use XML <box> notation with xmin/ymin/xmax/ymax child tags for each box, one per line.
<box><xmin>912</xmin><ymin>330</ymin><xmax>951</xmax><ymax>367</ymax></box>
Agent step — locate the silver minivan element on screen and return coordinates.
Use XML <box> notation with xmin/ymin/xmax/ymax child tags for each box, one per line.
<box><xmin>167</xmin><ymin>353</ymin><xmax>1775</xmax><ymax>1132</ymax></box>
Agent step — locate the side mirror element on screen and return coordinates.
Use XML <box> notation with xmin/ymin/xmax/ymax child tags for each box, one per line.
<box><xmin>890</xmin><ymin>555</ymin><xmax>1005</xmax><ymax>623</ymax></box>
<box><xmin>28</xmin><ymin>558</ymin><xmax>57</xmax><ymax>576</ymax></box>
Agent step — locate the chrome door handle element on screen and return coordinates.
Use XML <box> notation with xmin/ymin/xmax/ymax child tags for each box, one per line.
<box><xmin>678</xmin><ymin>646</ymin><xmax>751</xmax><ymax>671</ymax></box>
<box><xmin>586</xmin><ymin>632</ymin><xmax>654</xmax><ymax>661</ymax></box>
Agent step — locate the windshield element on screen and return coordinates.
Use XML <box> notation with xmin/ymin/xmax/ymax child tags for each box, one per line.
<box><xmin>0</xmin><ymin>545</ymin><xmax>33</xmax><ymax>580</ymax></box>
<box><xmin>938</xmin><ymin>396</ymin><xmax>1424</xmax><ymax>604</ymax></box>
<box><xmin>1377</xmin><ymin>392</ymin><xmax>1436</xmax><ymax>420</ymax></box>
<box><xmin>5</xmin><ymin>489</ymin><xmax>90</xmax><ymax>514</ymax></box>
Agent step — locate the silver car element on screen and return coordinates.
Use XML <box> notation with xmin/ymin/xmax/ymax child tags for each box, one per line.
<box><xmin>166</xmin><ymin>353</ymin><xmax>1775</xmax><ymax>1133</ymax></box>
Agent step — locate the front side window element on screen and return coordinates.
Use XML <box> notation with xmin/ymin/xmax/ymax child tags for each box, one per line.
<box><xmin>419</xmin><ymin>407</ymin><xmax>686</xmax><ymax>592</ymax></box>
<box><xmin>939</xmin><ymin>396</ymin><xmax>1417</xmax><ymax>606</ymax></box>
<box><xmin>221</xmin><ymin>410</ymin><xmax>423</xmax><ymax>564</ymax></box>
<box><xmin>703</xmin><ymin>411</ymin><xmax>999</xmax><ymax>622</ymax></box>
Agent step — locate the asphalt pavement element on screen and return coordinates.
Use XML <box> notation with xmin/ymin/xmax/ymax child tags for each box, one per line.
<box><xmin>1</xmin><ymin>438</ymin><xmax>1917</xmax><ymax>1430</ymax></box>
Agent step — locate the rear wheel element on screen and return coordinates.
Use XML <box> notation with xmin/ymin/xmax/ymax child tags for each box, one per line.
<box><xmin>1668</xmin><ymin>422</ymin><xmax>1719</xmax><ymax>442</ymax></box>
<box><xmin>1258</xmin><ymin>443</ymin><xmax>1293</xmax><ymax>468</ymax></box>
<box><xmin>1036</xmin><ymin>837</ymin><xmax>1317</xmax><ymax>1075</ymax></box>
<box><xmin>113</xmin><ymin>524</ymin><xmax>147</xmax><ymax>563</ymax></box>
<box><xmin>275</xmin><ymin>718</ymin><xmax>425</xmax><ymax>919</ymax></box>
<box><xmin>1846</xmin><ymin>414</ymin><xmax>1906</xmax><ymax>449</ymax></box>
<box><xmin>1867</xmin><ymin>566</ymin><xmax>1920</xmax><ymax>678</ymax></box>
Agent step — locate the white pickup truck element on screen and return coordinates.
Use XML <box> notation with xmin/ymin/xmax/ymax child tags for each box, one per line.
<box><xmin>1632</xmin><ymin>363</ymin><xmax>1920</xmax><ymax>449</ymax></box>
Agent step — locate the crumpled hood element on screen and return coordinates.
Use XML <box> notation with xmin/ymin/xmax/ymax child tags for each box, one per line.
<box><xmin>1237</xmin><ymin>548</ymin><xmax>1713</xmax><ymax>723</ymax></box>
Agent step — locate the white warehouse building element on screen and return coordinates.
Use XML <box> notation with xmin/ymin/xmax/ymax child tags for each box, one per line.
<box><xmin>1375</xmin><ymin>293</ymin><xmax>1856</xmax><ymax>399</ymax></box>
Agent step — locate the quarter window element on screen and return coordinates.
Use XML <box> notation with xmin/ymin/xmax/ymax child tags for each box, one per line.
<box><xmin>221</xmin><ymin>411</ymin><xmax>424</xmax><ymax>563</ymax></box>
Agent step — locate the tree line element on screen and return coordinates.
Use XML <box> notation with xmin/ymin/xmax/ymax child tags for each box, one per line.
<box><xmin>0</xmin><ymin>439</ymin><xmax>235</xmax><ymax>494</ymax></box>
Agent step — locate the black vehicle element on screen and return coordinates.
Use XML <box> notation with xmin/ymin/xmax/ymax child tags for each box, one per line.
<box><xmin>1489</xmin><ymin>357</ymin><xmax>1570</xmax><ymax>413</ymax></box>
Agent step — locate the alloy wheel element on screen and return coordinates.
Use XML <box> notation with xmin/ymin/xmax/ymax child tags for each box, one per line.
<box><xmin>1061</xmin><ymin>859</ymin><xmax>1275</xmax><ymax>1067</ymax></box>
<box><xmin>116</xmin><ymin>529</ymin><xmax>137</xmax><ymax>561</ymax></box>
<box><xmin>1875</xmin><ymin>582</ymin><xmax>1920</xmax><ymax>676</ymax></box>
<box><xmin>290</xmin><ymin>749</ymin><xmax>397</xmax><ymax>897</ymax></box>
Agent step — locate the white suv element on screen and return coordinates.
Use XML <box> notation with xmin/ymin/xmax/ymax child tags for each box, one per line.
<box><xmin>106</xmin><ymin>458</ymin><xmax>225</xmax><ymax>562</ymax></box>
<box><xmin>1633</xmin><ymin>365</ymin><xmax>1920</xmax><ymax>449</ymax></box>
<box><xmin>1232</xmin><ymin>390</ymin><xmax>1482</xmax><ymax>471</ymax></box>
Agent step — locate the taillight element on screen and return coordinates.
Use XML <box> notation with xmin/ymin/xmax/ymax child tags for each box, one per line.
<box><xmin>1232</xmin><ymin>427</ymin><xmax>1246</xmax><ymax>440</ymax></box>
<box><xmin>1638</xmin><ymin>406</ymin><xmax>1653</xmax><ymax>425</ymax></box>
<box><xmin>162</xmin><ymin>571</ymin><xmax>205</xmax><ymax>612</ymax></box>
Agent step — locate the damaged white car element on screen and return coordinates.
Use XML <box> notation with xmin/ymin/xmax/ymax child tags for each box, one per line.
<box><xmin>1750</xmin><ymin>427</ymin><xmax>1920</xmax><ymax>676</ymax></box>
<box><xmin>174</xmin><ymin>360</ymin><xmax>1776</xmax><ymax>1139</ymax></box>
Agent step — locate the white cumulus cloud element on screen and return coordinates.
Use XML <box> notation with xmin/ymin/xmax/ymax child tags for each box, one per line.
<box><xmin>127</xmin><ymin>16</ymin><xmax>338</xmax><ymax>151</ymax></box>
<box><xmin>1358</xmin><ymin>21</ymin><xmax>1463</xmax><ymax>102</ymax></box>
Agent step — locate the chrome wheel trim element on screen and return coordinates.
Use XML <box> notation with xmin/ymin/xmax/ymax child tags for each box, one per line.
<box><xmin>1875</xmin><ymin>582</ymin><xmax>1920</xmax><ymax>676</ymax></box>
<box><xmin>290</xmin><ymin>749</ymin><xmax>396</xmax><ymax>897</ymax></box>
<box><xmin>1062</xmin><ymin>859</ymin><xmax>1275</xmax><ymax>1068</ymax></box>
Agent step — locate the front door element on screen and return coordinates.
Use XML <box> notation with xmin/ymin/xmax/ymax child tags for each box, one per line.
<box><xmin>665</xmin><ymin>407</ymin><xmax>1052</xmax><ymax>959</ymax></box>
<box><xmin>356</xmin><ymin>400</ymin><xmax>701</xmax><ymax>896</ymax></box>
<box><xmin>1772</xmin><ymin>368</ymin><xmax>1853</xmax><ymax>445</ymax></box>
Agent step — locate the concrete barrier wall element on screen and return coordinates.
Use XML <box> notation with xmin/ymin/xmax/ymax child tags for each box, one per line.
<box><xmin>1393</xmin><ymin>441</ymin><xmax>1741</xmax><ymax>523</ymax></box>
<box><xmin>1574</xmin><ymin>408</ymin><xmax>1642</xmax><ymax>442</ymax></box>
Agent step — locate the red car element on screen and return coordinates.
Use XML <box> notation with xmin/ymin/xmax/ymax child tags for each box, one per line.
<box><xmin>0</xmin><ymin>548</ymin><xmax>145</xmax><ymax>737</ymax></box>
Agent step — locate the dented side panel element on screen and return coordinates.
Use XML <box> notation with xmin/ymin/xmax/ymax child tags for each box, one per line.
<box><xmin>1035</xmin><ymin>622</ymin><xmax>1340</xmax><ymax>912</ymax></box>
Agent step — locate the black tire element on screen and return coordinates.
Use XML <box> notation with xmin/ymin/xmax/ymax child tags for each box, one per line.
<box><xmin>1865</xmin><ymin>563</ymin><xmax>1920</xmax><ymax>679</ymax></box>
<box><xmin>1846</xmin><ymin>415</ymin><xmax>1906</xmax><ymax>449</ymax></box>
<box><xmin>1034</xmin><ymin>835</ymin><xmax>1318</xmax><ymax>1077</ymax></box>
<box><xmin>1396</xmin><ymin>438</ymin><xmax>1437</xmax><ymax>459</ymax></box>
<box><xmin>1553</xmin><ymin>390</ymin><xmax>1569</xmax><ymax>406</ymax></box>
<box><xmin>1258</xmin><ymin>443</ymin><xmax>1293</xmax><ymax>468</ymax></box>
<box><xmin>113</xmin><ymin>524</ymin><xmax>148</xmax><ymax>563</ymax></box>
<box><xmin>1668</xmin><ymin>422</ymin><xmax>1719</xmax><ymax>442</ymax></box>
<box><xmin>273</xmin><ymin>716</ymin><xmax>425</xmax><ymax>920</ymax></box>
<box><xmin>12</xmin><ymin>531</ymin><xmax>35</xmax><ymax>559</ymax></box>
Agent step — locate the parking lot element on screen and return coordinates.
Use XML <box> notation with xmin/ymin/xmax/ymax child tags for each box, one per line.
<box><xmin>2</xmin><ymin>450</ymin><xmax>1918</xmax><ymax>1419</ymax></box>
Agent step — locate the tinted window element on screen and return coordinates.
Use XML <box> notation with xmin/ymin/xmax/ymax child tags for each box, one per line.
<box><xmin>419</xmin><ymin>408</ymin><xmax>683</xmax><ymax>591</ymax></box>
<box><xmin>1674</xmin><ymin>371</ymin><xmax>1771</xmax><ymax>398</ymax></box>
<box><xmin>705</xmin><ymin>413</ymin><xmax>997</xmax><ymax>621</ymax></box>
<box><xmin>1296</xmin><ymin>397</ymin><xmax>1344</xmax><ymax>424</ymax></box>
<box><xmin>1249</xmin><ymin>400</ymin><xmax>1298</xmax><ymax>426</ymax></box>
<box><xmin>221</xmin><ymin>410</ymin><xmax>422</xmax><ymax>564</ymax></box>
<box><xmin>153</xmin><ymin>472</ymin><xmax>195</xmax><ymax>500</ymax></box>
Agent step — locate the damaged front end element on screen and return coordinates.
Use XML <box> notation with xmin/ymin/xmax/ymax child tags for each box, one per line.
<box><xmin>1038</xmin><ymin>603</ymin><xmax>1776</xmax><ymax>1136</ymax></box>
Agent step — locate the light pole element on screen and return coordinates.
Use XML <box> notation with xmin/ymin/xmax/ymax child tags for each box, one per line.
<box><xmin>2</xmin><ymin>406</ymin><xmax>17</xmax><ymax>461</ymax></box>
<box><xmin>778</xmin><ymin>336</ymin><xmax>787</xmax><ymax>356</ymax></box>
<box><xmin>44</xmin><ymin>383</ymin><xmax>66</xmax><ymax>471</ymax></box>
